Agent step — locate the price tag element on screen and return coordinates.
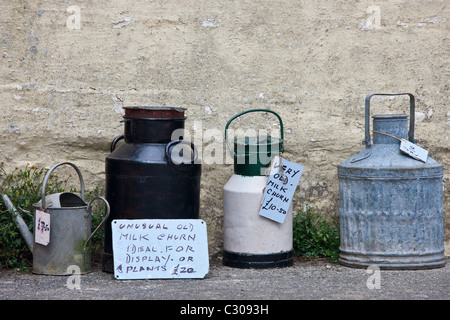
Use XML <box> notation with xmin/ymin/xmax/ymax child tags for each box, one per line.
<box><xmin>259</xmin><ymin>156</ymin><xmax>304</xmax><ymax>224</ymax></box>
<box><xmin>400</xmin><ymin>139</ymin><xmax>428</xmax><ymax>163</ymax></box>
<box><xmin>112</xmin><ymin>219</ymin><xmax>209</xmax><ymax>280</ymax></box>
<box><xmin>35</xmin><ymin>210</ymin><xmax>50</xmax><ymax>246</ymax></box>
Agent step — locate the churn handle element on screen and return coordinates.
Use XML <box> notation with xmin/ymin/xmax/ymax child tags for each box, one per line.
<box><xmin>364</xmin><ymin>93</ymin><xmax>416</xmax><ymax>148</ymax></box>
<box><xmin>40</xmin><ymin>162</ymin><xmax>85</xmax><ymax>210</ymax></box>
<box><xmin>164</xmin><ymin>140</ymin><xmax>199</xmax><ymax>167</ymax></box>
<box><xmin>110</xmin><ymin>135</ymin><xmax>124</xmax><ymax>152</ymax></box>
<box><xmin>224</xmin><ymin>109</ymin><xmax>285</xmax><ymax>156</ymax></box>
<box><xmin>84</xmin><ymin>196</ymin><xmax>110</xmax><ymax>252</ymax></box>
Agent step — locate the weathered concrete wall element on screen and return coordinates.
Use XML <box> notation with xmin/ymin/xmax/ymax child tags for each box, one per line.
<box><xmin>1</xmin><ymin>0</ymin><xmax>448</xmax><ymax>256</ymax></box>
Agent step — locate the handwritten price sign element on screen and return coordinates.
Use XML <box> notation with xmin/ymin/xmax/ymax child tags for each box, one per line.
<box><xmin>112</xmin><ymin>219</ymin><xmax>209</xmax><ymax>280</ymax></box>
<box><xmin>400</xmin><ymin>139</ymin><xmax>428</xmax><ymax>163</ymax></box>
<box><xmin>35</xmin><ymin>210</ymin><xmax>50</xmax><ymax>246</ymax></box>
<box><xmin>259</xmin><ymin>156</ymin><xmax>304</xmax><ymax>224</ymax></box>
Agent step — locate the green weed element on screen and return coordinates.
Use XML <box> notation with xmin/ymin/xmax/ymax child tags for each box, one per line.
<box><xmin>293</xmin><ymin>205</ymin><xmax>340</xmax><ymax>263</ymax></box>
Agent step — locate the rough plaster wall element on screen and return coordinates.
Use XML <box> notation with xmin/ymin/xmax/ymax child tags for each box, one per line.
<box><xmin>1</xmin><ymin>0</ymin><xmax>448</xmax><ymax>256</ymax></box>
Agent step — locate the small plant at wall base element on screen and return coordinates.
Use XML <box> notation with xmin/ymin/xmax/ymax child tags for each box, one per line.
<box><xmin>293</xmin><ymin>205</ymin><xmax>340</xmax><ymax>263</ymax></box>
<box><xmin>0</xmin><ymin>162</ymin><xmax>106</xmax><ymax>270</ymax></box>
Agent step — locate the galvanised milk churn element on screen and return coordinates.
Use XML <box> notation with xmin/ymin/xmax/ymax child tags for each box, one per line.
<box><xmin>31</xmin><ymin>162</ymin><xmax>110</xmax><ymax>275</ymax></box>
<box><xmin>102</xmin><ymin>107</ymin><xmax>201</xmax><ymax>273</ymax></box>
<box><xmin>223</xmin><ymin>109</ymin><xmax>293</xmax><ymax>268</ymax></box>
<box><xmin>338</xmin><ymin>93</ymin><xmax>445</xmax><ymax>269</ymax></box>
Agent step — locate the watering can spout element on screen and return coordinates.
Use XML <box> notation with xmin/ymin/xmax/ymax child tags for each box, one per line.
<box><xmin>1</xmin><ymin>191</ymin><xmax>88</xmax><ymax>255</ymax></box>
<box><xmin>1</xmin><ymin>193</ymin><xmax>34</xmax><ymax>253</ymax></box>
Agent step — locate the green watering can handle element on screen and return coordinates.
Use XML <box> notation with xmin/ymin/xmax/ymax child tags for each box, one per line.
<box><xmin>225</xmin><ymin>109</ymin><xmax>284</xmax><ymax>156</ymax></box>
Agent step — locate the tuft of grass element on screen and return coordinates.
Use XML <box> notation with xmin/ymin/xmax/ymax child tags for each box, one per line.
<box><xmin>293</xmin><ymin>205</ymin><xmax>340</xmax><ymax>263</ymax></box>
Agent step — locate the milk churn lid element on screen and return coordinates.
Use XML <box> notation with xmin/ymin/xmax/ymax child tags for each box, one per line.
<box><xmin>225</xmin><ymin>109</ymin><xmax>284</xmax><ymax>176</ymax></box>
<box><xmin>233</xmin><ymin>135</ymin><xmax>283</xmax><ymax>176</ymax></box>
<box><xmin>123</xmin><ymin>106</ymin><xmax>186</xmax><ymax>120</ymax></box>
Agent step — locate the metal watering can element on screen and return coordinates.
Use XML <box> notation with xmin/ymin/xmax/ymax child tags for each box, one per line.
<box><xmin>7</xmin><ymin>162</ymin><xmax>110</xmax><ymax>275</ymax></box>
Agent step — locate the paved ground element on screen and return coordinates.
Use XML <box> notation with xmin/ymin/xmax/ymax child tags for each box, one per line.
<box><xmin>1</xmin><ymin>257</ymin><xmax>449</xmax><ymax>302</ymax></box>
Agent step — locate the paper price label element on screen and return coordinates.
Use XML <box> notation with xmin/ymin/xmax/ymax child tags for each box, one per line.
<box><xmin>400</xmin><ymin>139</ymin><xmax>428</xmax><ymax>163</ymax></box>
<box><xmin>259</xmin><ymin>156</ymin><xmax>304</xmax><ymax>224</ymax></box>
<box><xmin>35</xmin><ymin>210</ymin><xmax>50</xmax><ymax>246</ymax></box>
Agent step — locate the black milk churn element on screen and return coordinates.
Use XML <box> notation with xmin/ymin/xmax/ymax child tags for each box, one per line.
<box><xmin>32</xmin><ymin>162</ymin><xmax>110</xmax><ymax>275</ymax></box>
<box><xmin>102</xmin><ymin>107</ymin><xmax>201</xmax><ymax>273</ymax></box>
<box><xmin>338</xmin><ymin>93</ymin><xmax>445</xmax><ymax>269</ymax></box>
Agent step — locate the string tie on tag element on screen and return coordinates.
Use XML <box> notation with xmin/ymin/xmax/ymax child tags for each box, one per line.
<box><xmin>372</xmin><ymin>131</ymin><xmax>404</xmax><ymax>142</ymax></box>
<box><xmin>274</xmin><ymin>157</ymin><xmax>288</xmax><ymax>184</ymax></box>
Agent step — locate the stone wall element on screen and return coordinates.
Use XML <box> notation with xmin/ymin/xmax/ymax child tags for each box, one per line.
<box><xmin>1</xmin><ymin>0</ymin><xmax>448</xmax><ymax>255</ymax></box>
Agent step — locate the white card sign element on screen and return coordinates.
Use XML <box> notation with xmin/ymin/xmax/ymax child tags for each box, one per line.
<box><xmin>35</xmin><ymin>210</ymin><xmax>50</xmax><ymax>246</ymax></box>
<box><xmin>112</xmin><ymin>219</ymin><xmax>209</xmax><ymax>280</ymax></box>
<box><xmin>400</xmin><ymin>139</ymin><xmax>428</xmax><ymax>163</ymax></box>
<box><xmin>259</xmin><ymin>156</ymin><xmax>304</xmax><ymax>223</ymax></box>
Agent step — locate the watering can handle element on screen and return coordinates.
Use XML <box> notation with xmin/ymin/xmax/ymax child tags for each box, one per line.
<box><xmin>84</xmin><ymin>196</ymin><xmax>110</xmax><ymax>252</ymax></box>
<box><xmin>225</xmin><ymin>109</ymin><xmax>284</xmax><ymax>156</ymax></box>
<box><xmin>40</xmin><ymin>162</ymin><xmax>85</xmax><ymax>210</ymax></box>
<box><xmin>364</xmin><ymin>93</ymin><xmax>416</xmax><ymax>148</ymax></box>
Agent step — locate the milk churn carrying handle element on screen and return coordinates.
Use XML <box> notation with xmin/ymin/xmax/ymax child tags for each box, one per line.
<box><xmin>40</xmin><ymin>162</ymin><xmax>85</xmax><ymax>211</ymax></box>
<box><xmin>363</xmin><ymin>93</ymin><xmax>416</xmax><ymax>148</ymax></box>
<box><xmin>164</xmin><ymin>140</ymin><xmax>199</xmax><ymax>168</ymax></box>
<box><xmin>224</xmin><ymin>109</ymin><xmax>285</xmax><ymax>156</ymax></box>
<box><xmin>110</xmin><ymin>135</ymin><xmax>124</xmax><ymax>152</ymax></box>
<box><xmin>84</xmin><ymin>196</ymin><xmax>110</xmax><ymax>252</ymax></box>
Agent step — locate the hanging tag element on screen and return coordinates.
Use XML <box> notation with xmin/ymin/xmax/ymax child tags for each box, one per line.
<box><xmin>400</xmin><ymin>139</ymin><xmax>428</xmax><ymax>163</ymax></box>
<box><xmin>259</xmin><ymin>156</ymin><xmax>304</xmax><ymax>224</ymax></box>
<box><xmin>35</xmin><ymin>210</ymin><xmax>50</xmax><ymax>246</ymax></box>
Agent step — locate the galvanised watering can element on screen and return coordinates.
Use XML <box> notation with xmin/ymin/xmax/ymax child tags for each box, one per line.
<box><xmin>23</xmin><ymin>162</ymin><xmax>110</xmax><ymax>275</ymax></box>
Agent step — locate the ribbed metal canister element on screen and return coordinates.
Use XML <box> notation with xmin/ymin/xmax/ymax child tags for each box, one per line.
<box><xmin>338</xmin><ymin>93</ymin><xmax>445</xmax><ymax>269</ymax></box>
